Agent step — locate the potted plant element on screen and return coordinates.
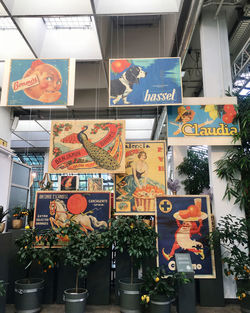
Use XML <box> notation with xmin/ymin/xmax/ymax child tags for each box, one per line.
<box><xmin>211</xmin><ymin>214</ymin><xmax>250</xmax><ymax>313</ymax></box>
<box><xmin>11</xmin><ymin>207</ymin><xmax>29</xmax><ymax>229</ymax></box>
<box><xmin>0</xmin><ymin>206</ymin><xmax>9</xmax><ymax>233</ymax></box>
<box><xmin>55</xmin><ymin>221</ymin><xmax>112</xmax><ymax>313</ymax></box>
<box><xmin>141</xmin><ymin>267</ymin><xmax>189</xmax><ymax>313</ymax></box>
<box><xmin>110</xmin><ymin>215</ymin><xmax>158</xmax><ymax>313</ymax></box>
<box><xmin>15</xmin><ymin>227</ymin><xmax>58</xmax><ymax>312</ymax></box>
<box><xmin>167</xmin><ymin>178</ymin><xmax>181</xmax><ymax>195</ymax></box>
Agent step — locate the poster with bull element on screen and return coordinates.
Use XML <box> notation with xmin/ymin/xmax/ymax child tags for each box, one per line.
<box><xmin>156</xmin><ymin>195</ymin><xmax>215</xmax><ymax>278</ymax></box>
<box><xmin>115</xmin><ymin>141</ymin><xmax>167</xmax><ymax>215</ymax></box>
<box><xmin>109</xmin><ymin>58</ymin><xmax>182</xmax><ymax>107</ymax></box>
<box><xmin>0</xmin><ymin>59</ymin><xmax>75</xmax><ymax>107</ymax></box>
<box><xmin>34</xmin><ymin>191</ymin><xmax>110</xmax><ymax>235</ymax></box>
<box><xmin>48</xmin><ymin>120</ymin><xmax>125</xmax><ymax>174</ymax></box>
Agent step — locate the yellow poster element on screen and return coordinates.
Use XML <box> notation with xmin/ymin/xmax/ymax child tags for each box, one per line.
<box><xmin>115</xmin><ymin>141</ymin><xmax>167</xmax><ymax>215</ymax></box>
<box><xmin>48</xmin><ymin>120</ymin><xmax>125</xmax><ymax>174</ymax></box>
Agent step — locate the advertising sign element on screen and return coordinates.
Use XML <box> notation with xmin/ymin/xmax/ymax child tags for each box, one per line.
<box><xmin>168</xmin><ymin>102</ymin><xmax>239</xmax><ymax>145</ymax></box>
<box><xmin>0</xmin><ymin>59</ymin><xmax>75</xmax><ymax>107</ymax></box>
<box><xmin>34</xmin><ymin>191</ymin><xmax>110</xmax><ymax>234</ymax></box>
<box><xmin>88</xmin><ymin>178</ymin><xmax>103</xmax><ymax>191</ymax></box>
<box><xmin>48</xmin><ymin>120</ymin><xmax>125</xmax><ymax>174</ymax></box>
<box><xmin>115</xmin><ymin>141</ymin><xmax>167</xmax><ymax>215</ymax></box>
<box><xmin>156</xmin><ymin>195</ymin><xmax>215</xmax><ymax>278</ymax></box>
<box><xmin>58</xmin><ymin>175</ymin><xmax>79</xmax><ymax>191</ymax></box>
<box><xmin>109</xmin><ymin>58</ymin><xmax>182</xmax><ymax>107</ymax></box>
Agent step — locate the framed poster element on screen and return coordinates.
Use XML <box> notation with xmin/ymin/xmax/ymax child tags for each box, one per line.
<box><xmin>115</xmin><ymin>141</ymin><xmax>167</xmax><ymax>215</ymax></box>
<box><xmin>88</xmin><ymin>178</ymin><xmax>103</xmax><ymax>191</ymax></box>
<box><xmin>0</xmin><ymin>59</ymin><xmax>75</xmax><ymax>107</ymax></box>
<box><xmin>109</xmin><ymin>57</ymin><xmax>182</xmax><ymax>107</ymax></box>
<box><xmin>167</xmin><ymin>101</ymin><xmax>239</xmax><ymax>145</ymax></box>
<box><xmin>59</xmin><ymin>175</ymin><xmax>79</xmax><ymax>191</ymax></box>
<box><xmin>156</xmin><ymin>195</ymin><xmax>215</xmax><ymax>278</ymax></box>
<box><xmin>34</xmin><ymin>191</ymin><xmax>111</xmax><ymax>234</ymax></box>
<box><xmin>48</xmin><ymin>120</ymin><xmax>125</xmax><ymax>174</ymax></box>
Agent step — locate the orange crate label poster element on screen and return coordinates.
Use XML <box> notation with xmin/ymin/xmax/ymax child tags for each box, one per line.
<box><xmin>115</xmin><ymin>141</ymin><xmax>167</xmax><ymax>215</ymax></box>
<box><xmin>48</xmin><ymin>120</ymin><xmax>125</xmax><ymax>174</ymax></box>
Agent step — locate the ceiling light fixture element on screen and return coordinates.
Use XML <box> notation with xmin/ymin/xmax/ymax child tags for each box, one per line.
<box><xmin>43</xmin><ymin>16</ymin><xmax>93</xmax><ymax>30</ymax></box>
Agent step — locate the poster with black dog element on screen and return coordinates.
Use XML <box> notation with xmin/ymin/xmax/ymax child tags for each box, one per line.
<box><xmin>109</xmin><ymin>57</ymin><xmax>182</xmax><ymax>107</ymax></box>
<box><xmin>156</xmin><ymin>195</ymin><xmax>216</xmax><ymax>278</ymax></box>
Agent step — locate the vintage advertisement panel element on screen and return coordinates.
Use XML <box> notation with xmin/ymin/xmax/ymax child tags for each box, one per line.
<box><xmin>168</xmin><ymin>101</ymin><xmax>239</xmax><ymax>145</ymax></box>
<box><xmin>115</xmin><ymin>141</ymin><xmax>167</xmax><ymax>215</ymax></box>
<box><xmin>109</xmin><ymin>58</ymin><xmax>182</xmax><ymax>107</ymax></box>
<box><xmin>34</xmin><ymin>191</ymin><xmax>110</xmax><ymax>234</ymax></box>
<box><xmin>0</xmin><ymin>59</ymin><xmax>75</xmax><ymax>107</ymax></box>
<box><xmin>48</xmin><ymin>120</ymin><xmax>125</xmax><ymax>174</ymax></box>
<box><xmin>58</xmin><ymin>175</ymin><xmax>79</xmax><ymax>191</ymax></box>
<box><xmin>88</xmin><ymin>178</ymin><xmax>103</xmax><ymax>191</ymax></box>
<box><xmin>156</xmin><ymin>195</ymin><xmax>215</xmax><ymax>278</ymax></box>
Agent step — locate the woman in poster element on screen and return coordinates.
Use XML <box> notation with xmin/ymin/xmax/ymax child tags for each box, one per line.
<box><xmin>170</xmin><ymin>106</ymin><xmax>213</xmax><ymax>135</ymax></box>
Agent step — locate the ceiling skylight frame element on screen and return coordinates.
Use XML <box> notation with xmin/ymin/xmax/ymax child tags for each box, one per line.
<box><xmin>43</xmin><ymin>16</ymin><xmax>93</xmax><ymax>30</ymax></box>
<box><xmin>0</xmin><ymin>17</ymin><xmax>16</xmax><ymax>30</ymax></box>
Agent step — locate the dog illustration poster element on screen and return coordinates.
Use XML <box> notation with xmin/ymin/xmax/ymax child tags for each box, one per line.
<box><xmin>115</xmin><ymin>141</ymin><xmax>167</xmax><ymax>215</ymax></box>
<box><xmin>156</xmin><ymin>195</ymin><xmax>215</xmax><ymax>278</ymax></box>
<box><xmin>0</xmin><ymin>59</ymin><xmax>75</xmax><ymax>107</ymax></box>
<box><xmin>88</xmin><ymin>178</ymin><xmax>103</xmax><ymax>191</ymax></box>
<box><xmin>109</xmin><ymin>57</ymin><xmax>182</xmax><ymax>107</ymax></box>
<box><xmin>48</xmin><ymin>120</ymin><xmax>125</xmax><ymax>174</ymax></box>
<box><xmin>59</xmin><ymin>175</ymin><xmax>79</xmax><ymax>191</ymax></box>
<box><xmin>34</xmin><ymin>191</ymin><xmax>110</xmax><ymax>234</ymax></box>
<box><xmin>167</xmin><ymin>104</ymin><xmax>239</xmax><ymax>146</ymax></box>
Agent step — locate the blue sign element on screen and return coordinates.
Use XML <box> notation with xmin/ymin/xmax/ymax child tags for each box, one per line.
<box><xmin>109</xmin><ymin>58</ymin><xmax>182</xmax><ymax>106</ymax></box>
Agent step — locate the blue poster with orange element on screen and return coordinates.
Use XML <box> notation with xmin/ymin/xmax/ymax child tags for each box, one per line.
<box><xmin>1</xmin><ymin>59</ymin><xmax>75</xmax><ymax>107</ymax></box>
<box><xmin>109</xmin><ymin>58</ymin><xmax>182</xmax><ymax>106</ymax></box>
<box><xmin>156</xmin><ymin>195</ymin><xmax>215</xmax><ymax>278</ymax></box>
<box><xmin>34</xmin><ymin>191</ymin><xmax>110</xmax><ymax>234</ymax></box>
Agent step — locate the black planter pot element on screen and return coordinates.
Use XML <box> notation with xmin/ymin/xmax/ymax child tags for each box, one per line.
<box><xmin>237</xmin><ymin>279</ymin><xmax>250</xmax><ymax>313</ymax></box>
<box><xmin>149</xmin><ymin>295</ymin><xmax>174</xmax><ymax>313</ymax></box>
<box><xmin>14</xmin><ymin>278</ymin><xmax>44</xmax><ymax>313</ymax></box>
<box><xmin>119</xmin><ymin>278</ymin><xmax>143</xmax><ymax>313</ymax></box>
<box><xmin>64</xmin><ymin>288</ymin><xmax>88</xmax><ymax>313</ymax></box>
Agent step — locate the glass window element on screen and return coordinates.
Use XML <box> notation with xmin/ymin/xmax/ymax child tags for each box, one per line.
<box><xmin>12</xmin><ymin>162</ymin><xmax>30</xmax><ymax>187</ymax></box>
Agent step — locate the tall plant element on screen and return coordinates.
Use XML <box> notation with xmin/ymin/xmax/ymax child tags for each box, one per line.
<box><xmin>177</xmin><ymin>150</ymin><xmax>209</xmax><ymax>194</ymax></box>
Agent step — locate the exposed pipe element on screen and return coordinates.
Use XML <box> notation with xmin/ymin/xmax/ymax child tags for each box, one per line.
<box><xmin>214</xmin><ymin>0</ymin><xmax>225</xmax><ymax>18</ymax></box>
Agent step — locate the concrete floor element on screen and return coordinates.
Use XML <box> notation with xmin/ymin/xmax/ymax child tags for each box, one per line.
<box><xmin>6</xmin><ymin>303</ymin><xmax>241</xmax><ymax>313</ymax></box>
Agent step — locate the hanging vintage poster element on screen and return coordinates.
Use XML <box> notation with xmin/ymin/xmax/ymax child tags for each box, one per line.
<box><xmin>48</xmin><ymin>120</ymin><xmax>125</xmax><ymax>174</ymax></box>
<box><xmin>34</xmin><ymin>191</ymin><xmax>110</xmax><ymax>234</ymax></box>
<box><xmin>109</xmin><ymin>58</ymin><xmax>182</xmax><ymax>107</ymax></box>
<box><xmin>0</xmin><ymin>59</ymin><xmax>75</xmax><ymax>107</ymax></box>
<box><xmin>156</xmin><ymin>195</ymin><xmax>215</xmax><ymax>278</ymax></box>
<box><xmin>88</xmin><ymin>178</ymin><xmax>103</xmax><ymax>191</ymax></box>
<box><xmin>58</xmin><ymin>175</ymin><xmax>79</xmax><ymax>191</ymax></box>
<box><xmin>115</xmin><ymin>141</ymin><xmax>167</xmax><ymax>215</ymax></box>
<box><xmin>167</xmin><ymin>101</ymin><xmax>239</xmax><ymax>145</ymax></box>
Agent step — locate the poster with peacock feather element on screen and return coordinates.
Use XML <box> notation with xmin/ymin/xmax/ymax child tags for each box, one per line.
<box><xmin>48</xmin><ymin>120</ymin><xmax>125</xmax><ymax>174</ymax></box>
<box><xmin>115</xmin><ymin>141</ymin><xmax>167</xmax><ymax>215</ymax></box>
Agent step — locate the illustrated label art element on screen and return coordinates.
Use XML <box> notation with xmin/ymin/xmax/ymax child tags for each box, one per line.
<box><xmin>48</xmin><ymin>120</ymin><xmax>125</xmax><ymax>174</ymax></box>
<box><xmin>115</xmin><ymin>141</ymin><xmax>167</xmax><ymax>215</ymax></box>
<box><xmin>156</xmin><ymin>195</ymin><xmax>215</xmax><ymax>278</ymax></box>
<box><xmin>109</xmin><ymin>58</ymin><xmax>182</xmax><ymax>107</ymax></box>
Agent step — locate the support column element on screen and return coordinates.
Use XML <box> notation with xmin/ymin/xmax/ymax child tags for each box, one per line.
<box><xmin>171</xmin><ymin>146</ymin><xmax>187</xmax><ymax>195</ymax></box>
<box><xmin>200</xmin><ymin>8</ymin><xmax>243</xmax><ymax>301</ymax></box>
<box><xmin>0</xmin><ymin>107</ymin><xmax>12</xmax><ymax>149</ymax></box>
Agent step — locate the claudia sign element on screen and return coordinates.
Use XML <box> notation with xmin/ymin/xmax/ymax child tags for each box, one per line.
<box><xmin>0</xmin><ymin>59</ymin><xmax>75</xmax><ymax>107</ymax></box>
<box><xmin>48</xmin><ymin>120</ymin><xmax>125</xmax><ymax>174</ymax></box>
<box><xmin>156</xmin><ymin>195</ymin><xmax>215</xmax><ymax>278</ymax></box>
<box><xmin>109</xmin><ymin>58</ymin><xmax>182</xmax><ymax>107</ymax></box>
<box><xmin>167</xmin><ymin>98</ymin><xmax>239</xmax><ymax>145</ymax></box>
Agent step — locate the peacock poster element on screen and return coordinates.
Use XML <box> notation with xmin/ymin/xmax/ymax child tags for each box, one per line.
<box><xmin>48</xmin><ymin>120</ymin><xmax>125</xmax><ymax>174</ymax></box>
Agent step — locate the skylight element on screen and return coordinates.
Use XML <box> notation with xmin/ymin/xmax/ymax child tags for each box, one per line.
<box><xmin>43</xmin><ymin>16</ymin><xmax>93</xmax><ymax>30</ymax></box>
<box><xmin>0</xmin><ymin>17</ymin><xmax>16</xmax><ymax>30</ymax></box>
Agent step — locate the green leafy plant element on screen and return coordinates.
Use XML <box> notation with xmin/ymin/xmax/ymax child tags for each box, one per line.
<box><xmin>110</xmin><ymin>216</ymin><xmax>158</xmax><ymax>283</ymax></box>
<box><xmin>141</xmin><ymin>267</ymin><xmax>189</xmax><ymax>305</ymax></box>
<box><xmin>27</xmin><ymin>207</ymin><xmax>35</xmax><ymax>223</ymax></box>
<box><xmin>177</xmin><ymin>150</ymin><xmax>209</xmax><ymax>194</ymax></box>
<box><xmin>0</xmin><ymin>206</ymin><xmax>9</xmax><ymax>223</ymax></box>
<box><xmin>0</xmin><ymin>280</ymin><xmax>6</xmax><ymax>297</ymax></box>
<box><xmin>12</xmin><ymin>207</ymin><xmax>29</xmax><ymax>219</ymax></box>
<box><xmin>15</xmin><ymin>228</ymin><xmax>59</xmax><ymax>280</ymax></box>
<box><xmin>56</xmin><ymin>221</ymin><xmax>112</xmax><ymax>293</ymax></box>
<box><xmin>210</xmin><ymin>214</ymin><xmax>250</xmax><ymax>299</ymax></box>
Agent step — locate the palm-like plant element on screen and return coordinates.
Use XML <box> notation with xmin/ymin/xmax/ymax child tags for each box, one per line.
<box><xmin>0</xmin><ymin>206</ymin><xmax>9</xmax><ymax>223</ymax></box>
